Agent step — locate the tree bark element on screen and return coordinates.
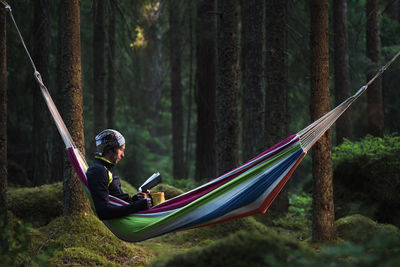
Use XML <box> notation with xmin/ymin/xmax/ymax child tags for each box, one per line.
<box><xmin>195</xmin><ymin>0</ymin><xmax>217</xmax><ymax>181</ymax></box>
<box><xmin>32</xmin><ymin>0</ymin><xmax>51</xmax><ymax>185</ymax></box>
<box><xmin>169</xmin><ymin>0</ymin><xmax>185</xmax><ymax>179</ymax></box>
<box><xmin>93</xmin><ymin>0</ymin><xmax>106</xmax><ymax>136</ymax></box>
<box><xmin>107</xmin><ymin>0</ymin><xmax>116</xmax><ymax>129</ymax></box>
<box><xmin>0</xmin><ymin>5</ymin><xmax>8</xmax><ymax>250</ymax></box>
<box><xmin>60</xmin><ymin>0</ymin><xmax>90</xmax><ymax>215</ymax></box>
<box><xmin>333</xmin><ymin>0</ymin><xmax>352</xmax><ymax>144</ymax></box>
<box><xmin>216</xmin><ymin>0</ymin><xmax>239</xmax><ymax>176</ymax></box>
<box><xmin>265</xmin><ymin>0</ymin><xmax>290</xmax><ymax>212</ymax></box>
<box><xmin>366</xmin><ymin>0</ymin><xmax>383</xmax><ymax>137</ymax></box>
<box><xmin>310</xmin><ymin>0</ymin><xmax>335</xmax><ymax>242</ymax></box>
<box><xmin>242</xmin><ymin>0</ymin><xmax>264</xmax><ymax>162</ymax></box>
<box><xmin>51</xmin><ymin>1</ymin><xmax>65</xmax><ymax>183</ymax></box>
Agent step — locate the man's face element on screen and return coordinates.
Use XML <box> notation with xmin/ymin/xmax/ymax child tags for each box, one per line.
<box><xmin>111</xmin><ymin>144</ymin><xmax>125</xmax><ymax>165</ymax></box>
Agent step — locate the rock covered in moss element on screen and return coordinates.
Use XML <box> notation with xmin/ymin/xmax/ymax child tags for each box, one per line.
<box><xmin>8</xmin><ymin>182</ymin><xmax>63</xmax><ymax>226</ymax></box>
<box><xmin>152</xmin><ymin>183</ymin><xmax>184</xmax><ymax>199</ymax></box>
<box><xmin>335</xmin><ymin>214</ymin><xmax>400</xmax><ymax>244</ymax></box>
<box><xmin>333</xmin><ymin>135</ymin><xmax>400</xmax><ymax>226</ymax></box>
<box><xmin>151</xmin><ymin>229</ymin><xmax>313</xmax><ymax>267</ymax></box>
<box><xmin>161</xmin><ymin>217</ymin><xmax>269</xmax><ymax>245</ymax></box>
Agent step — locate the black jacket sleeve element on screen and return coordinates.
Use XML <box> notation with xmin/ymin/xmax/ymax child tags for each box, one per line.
<box><xmin>86</xmin><ymin>165</ymin><xmax>148</xmax><ymax>220</ymax></box>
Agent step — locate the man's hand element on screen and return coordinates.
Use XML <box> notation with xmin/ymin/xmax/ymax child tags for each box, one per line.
<box><xmin>135</xmin><ymin>190</ymin><xmax>152</xmax><ymax>209</ymax></box>
<box><xmin>136</xmin><ymin>189</ymin><xmax>150</xmax><ymax>199</ymax></box>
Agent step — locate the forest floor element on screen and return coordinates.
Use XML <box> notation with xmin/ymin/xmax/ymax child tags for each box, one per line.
<box><xmin>3</xmin><ymin>182</ymin><xmax>400</xmax><ymax>266</ymax></box>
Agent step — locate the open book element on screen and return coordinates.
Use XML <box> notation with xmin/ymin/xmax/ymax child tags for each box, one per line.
<box><xmin>139</xmin><ymin>172</ymin><xmax>161</xmax><ymax>192</ymax></box>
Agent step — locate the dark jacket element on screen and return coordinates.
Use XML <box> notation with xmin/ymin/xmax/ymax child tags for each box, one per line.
<box><xmin>86</xmin><ymin>157</ymin><xmax>148</xmax><ymax>220</ymax></box>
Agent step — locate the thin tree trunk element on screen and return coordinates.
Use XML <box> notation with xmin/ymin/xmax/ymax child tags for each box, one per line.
<box><xmin>195</xmin><ymin>0</ymin><xmax>216</xmax><ymax>181</ymax></box>
<box><xmin>366</xmin><ymin>0</ymin><xmax>383</xmax><ymax>137</ymax></box>
<box><xmin>265</xmin><ymin>0</ymin><xmax>289</xmax><ymax>212</ymax></box>
<box><xmin>334</xmin><ymin>0</ymin><xmax>352</xmax><ymax>144</ymax></box>
<box><xmin>51</xmin><ymin>1</ymin><xmax>65</xmax><ymax>183</ymax></box>
<box><xmin>169</xmin><ymin>0</ymin><xmax>185</xmax><ymax>180</ymax></box>
<box><xmin>242</xmin><ymin>0</ymin><xmax>264</xmax><ymax>162</ymax></box>
<box><xmin>216</xmin><ymin>0</ymin><xmax>239</xmax><ymax>176</ymax></box>
<box><xmin>60</xmin><ymin>0</ymin><xmax>89</xmax><ymax>215</ymax></box>
<box><xmin>310</xmin><ymin>0</ymin><xmax>335</xmax><ymax>242</ymax></box>
<box><xmin>32</xmin><ymin>0</ymin><xmax>51</xmax><ymax>185</ymax></box>
<box><xmin>93</xmin><ymin>0</ymin><xmax>106</xmax><ymax>136</ymax></box>
<box><xmin>185</xmin><ymin>1</ymin><xmax>194</xmax><ymax>178</ymax></box>
<box><xmin>0</xmin><ymin>5</ymin><xmax>8</xmax><ymax>250</ymax></box>
<box><xmin>107</xmin><ymin>0</ymin><xmax>116</xmax><ymax>129</ymax></box>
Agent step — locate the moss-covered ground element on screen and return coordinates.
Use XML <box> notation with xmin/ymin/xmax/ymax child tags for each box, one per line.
<box><xmin>2</xmin><ymin>181</ymin><xmax>400</xmax><ymax>266</ymax></box>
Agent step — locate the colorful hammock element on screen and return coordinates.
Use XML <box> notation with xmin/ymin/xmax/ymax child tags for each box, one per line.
<box><xmin>3</xmin><ymin>1</ymin><xmax>400</xmax><ymax>242</ymax></box>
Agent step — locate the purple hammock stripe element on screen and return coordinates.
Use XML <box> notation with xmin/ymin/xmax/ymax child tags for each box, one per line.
<box><xmin>138</xmin><ymin>134</ymin><xmax>299</xmax><ymax>214</ymax></box>
<box><xmin>68</xmin><ymin>147</ymin><xmax>89</xmax><ymax>187</ymax></box>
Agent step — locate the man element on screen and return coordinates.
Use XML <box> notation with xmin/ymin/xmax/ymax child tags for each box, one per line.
<box><xmin>86</xmin><ymin>129</ymin><xmax>152</xmax><ymax>220</ymax></box>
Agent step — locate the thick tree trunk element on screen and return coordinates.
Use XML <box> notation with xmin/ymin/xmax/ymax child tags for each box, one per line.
<box><xmin>366</xmin><ymin>0</ymin><xmax>383</xmax><ymax>137</ymax></box>
<box><xmin>93</xmin><ymin>0</ymin><xmax>106</xmax><ymax>136</ymax></box>
<box><xmin>265</xmin><ymin>0</ymin><xmax>289</xmax><ymax>212</ymax></box>
<box><xmin>169</xmin><ymin>0</ymin><xmax>185</xmax><ymax>180</ymax></box>
<box><xmin>216</xmin><ymin>0</ymin><xmax>239</xmax><ymax>176</ymax></box>
<box><xmin>195</xmin><ymin>0</ymin><xmax>217</xmax><ymax>181</ymax></box>
<box><xmin>32</xmin><ymin>0</ymin><xmax>51</xmax><ymax>185</ymax></box>
<box><xmin>0</xmin><ymin>5</ymin><xmax>8</xmax><ymax>250</ymax></box>
<box><xmin>60</xmin><ymin>0</ymin><xmax>89</xmax><ymax>215</ymax></box>
<box><xmin>310</xmin><ymin>0</ymin><xmax>335</xmax><ymax>242</ymax></box>
<box><xmin>107</xmin><ymin>0</ymin><xmax>116</xmax><ymax>129</ymax></box>
<box><xmin>333</xmin><ymin>0</ymin><xmax>352</xmax><ymax>144</ymax></box>
<box><xmin>242</xmin><ymin>0</ymin><xmax>264</xmax><ymax>162</ymax></box>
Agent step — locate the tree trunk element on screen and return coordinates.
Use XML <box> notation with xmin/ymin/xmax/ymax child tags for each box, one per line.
<box><xmin>265</xmin><ymin>0</ymin><xmax>289</xmax><ymax>212</ymax></box>
<box><xmin>0</xmin><ymin>5</ymin><xmax>8</xmax><ymax>250</ymax></box>
<box><xmin>107</xmin><ymin>0</ymin><xmax>116</xmax><ymax>129</ymax></box>
<box><xmin>51</xmin><ymin>2</ymin><xmax>65</xmax><ymax>183</ymax></box>
<box><xmin>195</xmin><ymin>0</ymin><xmax>217</xmax><ymax>181</ymax></box>
<box><xmin>216</xmin><ymin>0</ymin><xmax>239</xmax><ymax>176</ymax></box>
<box><xmin>310</xmin><ymin>0</ymin><xmax>335</xmax><ymax>242</ymax></box>
<box><xmin>93</xmin><ymin>0</ymin><xmax>106</xmax><ymax>136</ymax></box>
<box><xmin>366</xmin><ymin>0</ymin><xmax>383</xmax><ymax>137</ymax></box>
<box><xmin>333</xmin><ymin>0</ymin><xmax>352</xmax><ymax>144</ymax></box>
<box><xmin>32</xmin><ymin>0</ymin><xmax>51</xmax><ymax>185</ymax></box>
<box><xmin>242</xmin><ymin>0</ymin><xmax>264</xmax><ymax>162</ymax></box>
<box><xmin>169</xmin><ymin>0</ymin><xmax>185</xmax><ymax>180</ymax></box>
<box><xmin>60</xmin><ymin>0</ymin><xmax>89</xmax><ymax>215</ymax></box>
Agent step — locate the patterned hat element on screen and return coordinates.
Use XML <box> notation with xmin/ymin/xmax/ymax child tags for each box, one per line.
<box><xmin>95</xmin><ymin>129</ymin><xmax>125</xmax><ymax>156</ymax></box>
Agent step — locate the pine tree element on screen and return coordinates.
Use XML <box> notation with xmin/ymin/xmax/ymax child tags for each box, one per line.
<box><xmin>366</xmin><ymin>0</ymin><xmax>383</xmax><ymax>137</ymax></box>
<box><xmin>216</xmin><ymin>0</ymin><xmax>239</xmax><ymax>176</ymax></box>
<box><xmin>195</xmin><ymin>0</ymin><xmax>217</xmax><ymax>181</ymax></box>
<box><xmin>310</xmin><ymin>0</ymin><xmax>335</xmax><ymax>242</ymax></box>
<box><xmin>60</xmin><ymin>0</ymin><xmax>90</xmax><ymax>215</ymax></box>
<box><xmin>242</xmin><ymin>0</ymin><xmax>264</xmax><ymax>162</ymax></box>
<box><xmin>0</xmin><ymin>4</ymin><xmax>8</xmax><ymax>250</ymax></box>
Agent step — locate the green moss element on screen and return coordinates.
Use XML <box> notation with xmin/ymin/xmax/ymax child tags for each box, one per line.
<box><xmin>28</xmin><ymin>213</ymin><xmax>153</xmax><ymax>266</ymax></box>
<box><xmin>150</xmin><ymin>230</ymin><xmax>314</xmax><ymax>267</ymax></box>
<box><xmin>120</xmin><ymin>179</ymin><xmax>138</xmax><ymax>195</ymax></box>
<box><xmin>152</xmin><ymin>183</ymin><xmax>184</xmax><ymax>199</ymax></box>
<box><xmin>160</xmin><ymin>217</ymin><xmax>269</xmax><ymax>246</ymax></box>
<box><xmin>336</xmin><ymin>214</ymin><xmax>400</xmax><ymax>244</ymax></box>
<box><xmin>333</xmin><ymin>134</ymin><xmax>400</xmax><ymax>226</ymax></box>
<box><xmin>8</xmin><ymin>182</ymin><xmax>63</xmax><ymax>226</ymax></box>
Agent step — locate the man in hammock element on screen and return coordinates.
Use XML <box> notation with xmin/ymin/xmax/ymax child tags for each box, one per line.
<box><xmin>86</xmin><ymin>129</ymin><xmax>152</xmax><ymax>220</ymax></box>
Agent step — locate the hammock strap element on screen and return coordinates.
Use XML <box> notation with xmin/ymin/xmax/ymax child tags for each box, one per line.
<box><xmin>299</xmin><ymin>49</ymin><xmax>400</xmax><ymax>152</ymax></box>
<box><xmin>1</xmin><ymin>1</ymin><xmax>75</xmax><ymax>149</ymax></box>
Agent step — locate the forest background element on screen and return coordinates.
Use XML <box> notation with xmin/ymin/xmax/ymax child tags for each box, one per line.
<box><xmin>1</xmin><ymin>0</ymin><xmax>400</xmax><ymax>265</ymax></box>
<box><xmin>4</xmin><ymin>0</ymin><xmax>400</xmax><ymax>188</ymax></box>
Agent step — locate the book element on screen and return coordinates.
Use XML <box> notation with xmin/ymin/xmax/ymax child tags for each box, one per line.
<box><xmin>139</xmin><ymin>172</ymin><xmax>161</xmax><ymax>192</ymax></box>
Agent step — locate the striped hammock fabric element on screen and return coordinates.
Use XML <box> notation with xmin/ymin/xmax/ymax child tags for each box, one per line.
<box><xmin>4</xmin><ymin>0</ymin><xmax>400</xmax><ymax>242</ymax></box>
<box><xmin>68</xmin><ymin>134</ymin><xmax>305</xmax><ymax>242</ymax></box>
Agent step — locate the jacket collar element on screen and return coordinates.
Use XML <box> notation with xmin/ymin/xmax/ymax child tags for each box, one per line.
<box><xmin>95</xmin><ymin>156</ymin><xmax>115</xmax><ymax>171</ymax></box>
